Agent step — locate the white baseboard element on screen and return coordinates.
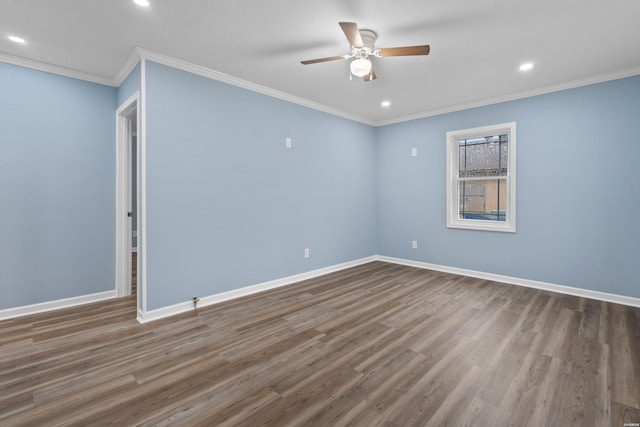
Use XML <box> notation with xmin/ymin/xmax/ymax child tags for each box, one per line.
<box><xmin>377</xmin><ymin>255</ymin><xmax>640</xmax><ymax>308</ymax></box>
<box><xmin>0</xmin><ymin>290</ymin><xmax>118</xmax><ymax>321</ymax></box>
<box><xmin>5</xmin><ymin>254</ymin><xmax>637</xmax><ymax>323</ymax></box>
<box><xmin>137</xmin><ymin>255</ymin><xmax>378</xmax><ymax>323</ymax></box>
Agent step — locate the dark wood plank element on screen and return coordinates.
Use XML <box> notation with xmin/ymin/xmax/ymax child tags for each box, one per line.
<box><xmin>1</xmin><ymin>261</ymin><xmax>639</xmax><ymax>425</ymax></box>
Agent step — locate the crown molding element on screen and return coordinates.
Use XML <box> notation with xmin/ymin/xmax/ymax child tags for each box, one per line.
<box><xmin>113</xmin><ymin>48</ymin><xmax>142</xmax><ymax>87</ymax></box>
<box><xmin>0</xmin><ymin>51</ymin><xmax>116</xmax><ymax>87</ymax></box>
<box><xmin>3</xmin><ymin>47</ymin><xmax>638</xmax><ymax>128</ymax></box>
<box><xmin>375</xmin><ymin>66</ymin><xmax>640</xmax><ymax>127</ymax></box>
<box><xmin>135</xmin><ymin>48</ymin><xmax>375</xmax><ymax>126</ymax></box>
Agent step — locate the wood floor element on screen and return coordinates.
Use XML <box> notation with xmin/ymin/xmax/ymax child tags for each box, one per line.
<box><xmin>1</xmin><ymin>261</ymin><xmax>639</xmax><ymax>426</ymax></box>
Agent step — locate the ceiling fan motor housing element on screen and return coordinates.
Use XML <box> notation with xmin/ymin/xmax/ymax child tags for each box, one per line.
<box><xmin>359</xmin><ymin>29</ymin><xmax>377</xmax><ymax>55</ymax></box>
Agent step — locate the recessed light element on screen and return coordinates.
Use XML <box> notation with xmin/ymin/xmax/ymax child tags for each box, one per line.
<box><xmin>134</xmin><ymin>0</ymin><xmax>150</xmax><ymax>6</ymax></box>
<box><xmin>381</xmin><ymin>100</ymin><xmax>391</xmax><ymax>108</ymax></box>
<box><xmin>519</xmin><ymin>62</ymin><xmax>534</xmax><ymax>71</ymax></box>
<box><xmin>8</xmin><ymin>36</ymin><xmax>26</xmax><ymax>44</ymax></box>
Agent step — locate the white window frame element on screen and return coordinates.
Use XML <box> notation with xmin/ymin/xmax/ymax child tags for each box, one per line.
<box><xmin>446</xmin><ymin>122</ymin><xmax>516</xmax><ymax>233</ymax></box>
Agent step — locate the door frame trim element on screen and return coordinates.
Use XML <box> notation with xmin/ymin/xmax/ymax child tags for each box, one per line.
<box><xmin>115</xmin><ymin>92</ymin><xmax>139</xmax><ymax>298</ymax></box>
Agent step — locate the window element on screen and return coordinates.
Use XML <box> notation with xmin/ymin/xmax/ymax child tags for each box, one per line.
<box><xmin>446</xmin><ymin>122</ymin><xmax>516</xmax><ymax>232</ymax></box>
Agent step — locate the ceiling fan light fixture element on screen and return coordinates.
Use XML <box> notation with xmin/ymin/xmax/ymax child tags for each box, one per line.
<box><xmin>350</xmin><ymin>58</ymin><xmax>372</xmax><ymax>77</ymax></box>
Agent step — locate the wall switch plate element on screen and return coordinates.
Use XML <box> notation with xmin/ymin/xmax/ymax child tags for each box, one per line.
<box><xmin>285</xmin><ymin>137</ymin><xmax>292</xmax><ymax>149</ymax></box>
<box><xmin>411</xmin><ymin>240</ymin><xmax>418</xmax><ymax>249</ymax></box>
<box><xmin>304</xmin><ymin>248</ymin><xmax>310</xmax><ymax>258</ymax></box>
<box><xmin>411</xmin><ymin>147</ymin><xmax>418</xmax><ymax>157</ymax></box>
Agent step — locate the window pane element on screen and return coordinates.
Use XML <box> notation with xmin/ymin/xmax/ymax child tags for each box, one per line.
<box><xmin>458</xmin><ymin>179</ymin><xmax>507</xmax><ymax>221</ymax></box>
<box><xmin>458</xmin><ymin>135</ymin><xmax>508</xmax><ymax>178</ymax></box>
<box><xmin>447</xmin><ymin>122</ymin><xmax>515</xmax><ymax>232</ymax></box>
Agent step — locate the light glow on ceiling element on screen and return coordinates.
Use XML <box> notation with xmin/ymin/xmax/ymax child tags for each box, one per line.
<box><xmin>519</xmin><ymin>62</ymin><xmax>534</xmax><ymax>71</ymax></box>
<box><xmin>8</xmin><ymin>36</ymin><xmax>26</xmax><ymax>44</ymax></box>
<box><xmin>134</xmin><ymin>0</ymin><xmax>150</xmax><ymax>6</ymax></box>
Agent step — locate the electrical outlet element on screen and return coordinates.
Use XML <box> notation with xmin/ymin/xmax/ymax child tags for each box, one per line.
<box><xmin>411</xmin><ymin>147</ymin><xmax>418</xmax><ymax>157</ymax></box>
<box><xmin>411</xmin><ymin>240</ymin><xmax>418</xmax><ymax>249</ymax></box>
<box><xmin>285</xmin><ymin>137</ymin><xmax>292</xmax><ymax>149</ymax></box>
<box><xmin>304</xmin><ymin>248</ymin><xmax>310</xmax><ymax>258</ymax></box>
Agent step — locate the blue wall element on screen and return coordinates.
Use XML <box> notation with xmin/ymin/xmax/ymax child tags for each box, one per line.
<box><xmin>377</xmin><ymin>75</ymin><xmax>640</xmax><ymax>298</ymax></box>
<box><xmin>116</xmin><ymin>62</ymin><xmax>141</xmax><ymax>107</ymax></box>
<box><xmin>144</xmin><ymin>61</ymin><xmax>377</xmax><ymax>310</ymax></box>
<box><xmin>0</xmin><ymin>62</ymin><xmax>117</xmax><ymax>309</ymax></box>
<box><xmin>1</xmin><ymin>56</ymin><xmax>638</xmax><ymax>314</ymax></box>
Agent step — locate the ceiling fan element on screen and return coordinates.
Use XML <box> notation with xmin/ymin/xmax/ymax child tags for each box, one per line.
<box><xmin>301</xmin><ymin>22</ymin><xmax>430</xmax><ymax>82</ymax></box>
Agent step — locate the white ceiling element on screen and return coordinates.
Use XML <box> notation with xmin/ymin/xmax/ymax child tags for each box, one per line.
<box><xmin>2</xmin><ymin>0</ymin><xmax>639</xmax><ymax>125</ymax></box>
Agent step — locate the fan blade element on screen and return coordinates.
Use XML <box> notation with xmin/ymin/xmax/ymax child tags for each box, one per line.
<box><xmin>364</xmin><ymin>65</ymin><xmax>377</xmax><ymax>82</ymax></box>
<box><xmin>339</xmin><ymin>22</ymin><xmax>364</xmax><ymax>48</ymax></box>
<box><xmin>300</xmin><ymin>55</ymin><xmax>346</xmax><ymax>65</ymax></box>
<box><xmin>377</xmin><ymin>45</ymin><xmax>430</xmax><ymax>57</ymax></box>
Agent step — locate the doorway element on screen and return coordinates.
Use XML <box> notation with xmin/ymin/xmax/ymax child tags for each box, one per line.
<box><xmin>115</xmin><ymin>93</ymin><xmax>140</xmax><ymax>306</ymax></box>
